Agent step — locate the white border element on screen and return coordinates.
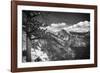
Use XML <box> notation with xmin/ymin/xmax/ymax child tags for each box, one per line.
<box><xmin>17</xmin><ymin>5</ymin><xmax>94</xmax><ymax>68</ymax></box>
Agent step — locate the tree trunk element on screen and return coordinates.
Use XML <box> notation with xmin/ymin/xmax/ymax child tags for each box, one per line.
<box><xmin>26</xmin><ymin>36</ymin><xmax>32</xmax><ymax>62</ymax></box>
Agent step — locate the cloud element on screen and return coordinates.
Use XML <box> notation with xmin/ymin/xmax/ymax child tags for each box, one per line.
<box><xmin>51</xmin><ymin>23</ymin><xmax>66</xmax><ymax>27</ymax></box>
<box><xmin>46</xmin><ymin>23</ymin><xmax>67</xmax><ymax>32</ymax></box>
<box><xmin>40</xmin><ymin>21</ymin><xmax>90</xmax><ymax>33</ymax></box>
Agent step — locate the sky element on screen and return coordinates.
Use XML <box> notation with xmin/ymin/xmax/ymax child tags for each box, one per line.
<box><xmin>23</xmin><ymin>10</ymin><xmax>90</xmax><ymax>25</ymax></box>
<box><xmin>23</xmin><ymin>10</ymin><xmax>90</xmax><ymax>32</ymax></box>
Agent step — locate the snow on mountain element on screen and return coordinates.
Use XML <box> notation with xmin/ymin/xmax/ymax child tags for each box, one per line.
<box><xmin>64</xmin><ymin>21</ymin><xmax>90</xmax><ymax>33</ymax></box>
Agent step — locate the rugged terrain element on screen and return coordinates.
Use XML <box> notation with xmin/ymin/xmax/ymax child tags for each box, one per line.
<box><xmin>22</xmin><ymin>21</ymin><xmax>90</xmax><ymax>62</ymax></box>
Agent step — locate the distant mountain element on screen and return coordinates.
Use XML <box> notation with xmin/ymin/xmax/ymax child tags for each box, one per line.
<box><xmin>64</xmin><ymin>21</ymin><xmax>90</xmax><ymax>33</ymax></box>
<box><xmin>41</xmin><ymin>21</ymin><xmax>90</xmax><ymax>34</ymax></box>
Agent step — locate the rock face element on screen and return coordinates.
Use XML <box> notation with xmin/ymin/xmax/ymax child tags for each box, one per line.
<box><xmin>22</xmin><ymin>21</ymin><xmax>90</xmax><ymax>62</ymax></box>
